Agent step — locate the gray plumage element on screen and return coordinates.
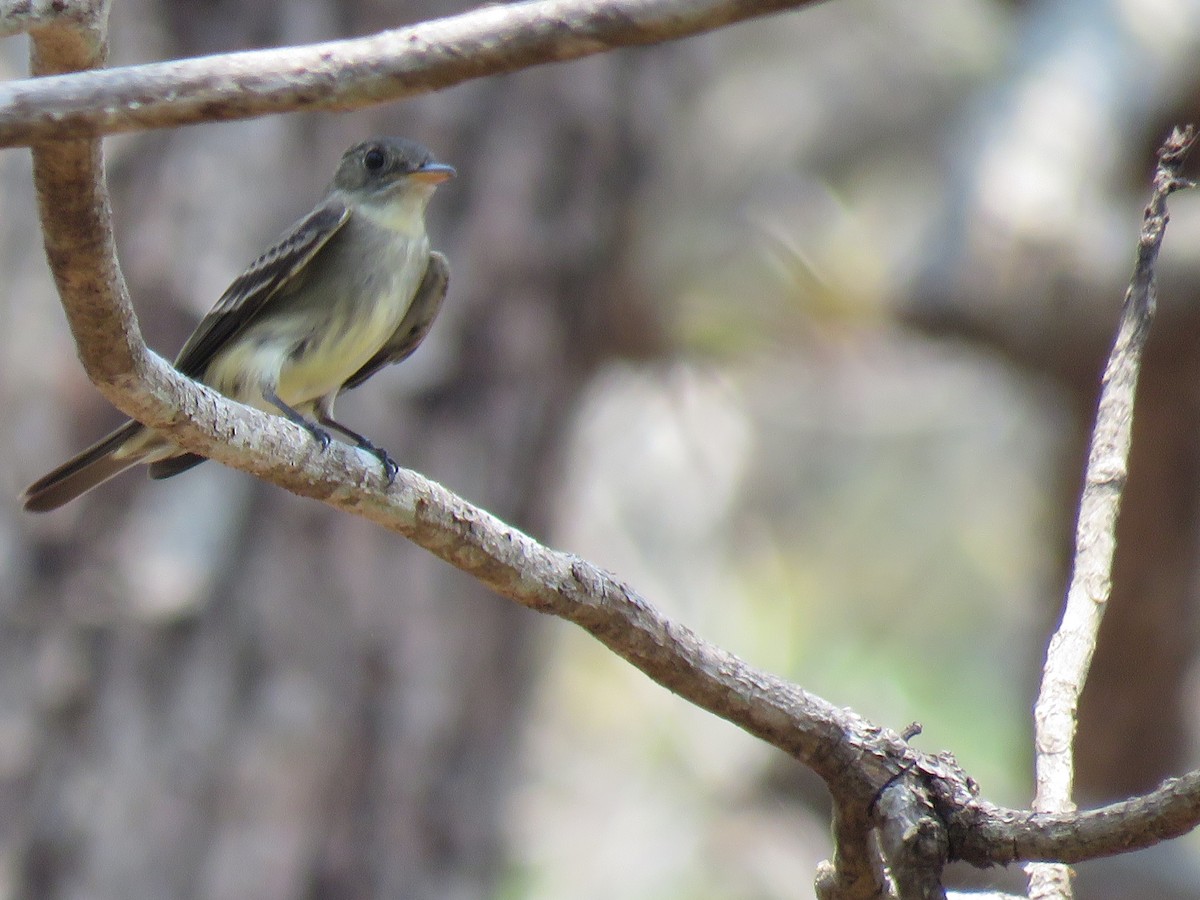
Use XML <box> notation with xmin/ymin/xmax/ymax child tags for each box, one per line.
<box><xmin>23</xmin><ymin>137</ymin><xmax>453</xmax><ymax>512</ymax></box>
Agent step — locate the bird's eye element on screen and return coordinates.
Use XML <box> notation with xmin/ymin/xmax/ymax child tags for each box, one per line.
<box><xmin>363</xmin><ymin>147</ymin><xmax>387</xmax><ymax>171</ymax></box>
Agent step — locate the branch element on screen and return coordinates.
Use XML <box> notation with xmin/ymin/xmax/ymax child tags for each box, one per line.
<box><xmin>0</xmin><ymin>0</ymin><xmax>108</xmax><ymax>38</ymax></box>
<box><xmin>817</xmin><ymin>801</ymin><xmax>890</xmax><ymax>900</ymax></box>
<box><xmin>0</xmin><ymin>0</ymin><xmax>824</xmax><ymax>147</ymax></box>
<box><xmin>1025</xmin><ymin>126</ymin><xmax>1196</xmax><ymax>899</ymax></box>
<box><xmin>952</xmin><ymin>769</ymin><xmax>1200</xmax><ymax>867</ymax></box>
<box><xmin>875</xmin><ymin>779</ymin><xmax>948</xmax><ymax>900</ymax></box>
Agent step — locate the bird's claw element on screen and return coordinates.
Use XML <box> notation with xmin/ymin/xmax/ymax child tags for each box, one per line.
<box><xmin>358</xmin><ymin>440</ymin><xmax>398</xmax><ymax>485</ymax></box>
<box><xmin>309</xmin><ymin>426</ymin><xmax>332</xmax><ymax>451</ymax></box>
<box><xmin>377</xmin><ymin>451</ymin><xmax>399</xmax><ymax>485</ymax></box>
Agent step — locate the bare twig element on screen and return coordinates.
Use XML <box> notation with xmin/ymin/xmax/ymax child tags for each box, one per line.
<box><xmin>0</xmin><ymin>0</ymin><xmax>824</xmax><ymax>147</ymax></box>
<box><xmin>1025</xmin><ymin>125</ymin><xmax>1196</xmax><ymax>899</ymax></box>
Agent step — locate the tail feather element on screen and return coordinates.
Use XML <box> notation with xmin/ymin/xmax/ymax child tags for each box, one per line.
<box><xmin>147</xmin><ymin>453</ymin><xmax>208</xmax><ymax>480</ymax></box>
<box><xmin>22</xmin><ymin>421</ymin><xmax>147</xmax><ymax>512</ymax></box>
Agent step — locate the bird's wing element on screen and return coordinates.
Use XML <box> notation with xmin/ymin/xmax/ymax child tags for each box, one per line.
<box><xmin>340</xmin><ymin>251</ymin><xmax>450</xmax><ymax>393</ymax></box>
<box><xmin>173</xmin><ymin>199</ymin><xmax>352</xmax><ymax>377</ymax></box>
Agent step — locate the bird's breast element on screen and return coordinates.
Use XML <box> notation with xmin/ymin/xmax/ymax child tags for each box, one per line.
<box><xmin>205</xmin><ymin>224</ymin><xmax>430</xmax><ymax>412</ymax></box>
<box><xmin>278</xmin><ymin>235</ymin><xmax>429</xmax><ymax>403</ymax></box>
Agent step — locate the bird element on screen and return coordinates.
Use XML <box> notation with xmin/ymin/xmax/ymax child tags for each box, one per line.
<box><xmin>22</xmin><ymin>136</ymin><xmax>454</xmax><ymax>512</ymax></box>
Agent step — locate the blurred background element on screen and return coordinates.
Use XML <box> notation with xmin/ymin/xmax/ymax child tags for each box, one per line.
<box><xmin>3</xmin><ymin>0</ymin><xmax>1200</xmax><ymax>897</ymax></box>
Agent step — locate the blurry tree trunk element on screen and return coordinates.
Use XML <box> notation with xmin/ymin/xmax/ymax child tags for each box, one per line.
<box><xmin>3</xmin><ymin>0</ymin><xmax>669</xmax><ymax>897</ymax></box>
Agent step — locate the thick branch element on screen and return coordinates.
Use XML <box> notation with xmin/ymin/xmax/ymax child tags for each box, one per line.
<box><xmin>24</xmin><ymin>0</ymin><xmax>144</xmax><ymax>391</ymax></box>
<box><xmin>0</xmin><ymin>0</ymin><xmax>823</xmax><ymax>147</ymax></box>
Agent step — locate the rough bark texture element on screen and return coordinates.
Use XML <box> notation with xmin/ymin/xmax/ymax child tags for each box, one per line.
<box><xmin>1071</xmin><ymin>342</ymin><xmax>1200</xmax><ymax>800</ymax></box>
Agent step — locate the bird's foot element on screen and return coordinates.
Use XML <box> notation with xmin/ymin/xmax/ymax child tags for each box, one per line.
<box><xmin>303</xmin><ymin>422</ymin><xmax>332</xmax><ymax>451</ymax></box>
<box><xmin>372</xmin><ymin>446</ymin><xmax>400</xmax><ymax>487</ymax></box>
<box><xmin>359</xmin><ymin>439</ymin><xmax>399</xmax><ymax>484</ymax></box>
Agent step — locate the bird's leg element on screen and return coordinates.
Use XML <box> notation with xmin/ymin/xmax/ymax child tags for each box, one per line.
<box><xmin>313</xmin><ymin>411</ymin><xmax>399</xmax><ymax>484</ymax></box>
<box><xmin>263</xmin><ymin>386</ymin><xmax>331</xmax><ymax>450</ymax></box>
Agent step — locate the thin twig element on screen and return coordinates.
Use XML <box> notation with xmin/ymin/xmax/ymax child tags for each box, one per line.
<box><xmin>0</xmin><ymin>0</ymin><xmax>825</xmax><ymax>147</ymax></box>
<box><xmin>1026</xmin><ymin>125</ymin><xmax>1196</xmax><ymax>900</ymax></box>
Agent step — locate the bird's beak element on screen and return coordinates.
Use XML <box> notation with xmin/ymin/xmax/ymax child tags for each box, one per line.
<box><xmin>410</xmin><ymin>162</ymin><xmax>456</xmax><ymax>185</ymax></box>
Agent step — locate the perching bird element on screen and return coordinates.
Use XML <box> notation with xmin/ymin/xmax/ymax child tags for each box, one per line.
<box><xmin>23</xmin><ymin>136</ymin><xmax>454</xmax><ymax>512</ymax></box>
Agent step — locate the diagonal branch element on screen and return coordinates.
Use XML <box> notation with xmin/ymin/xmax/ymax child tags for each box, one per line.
<box><xmin>0</xmin><ymin>0</ymin><xmax>824</xmax><ymax>147</ymax></box>
<box><xmin>1025</xmin><ymin>126</ymin><xmax>1196</xmax><ymax>899</ymax></box>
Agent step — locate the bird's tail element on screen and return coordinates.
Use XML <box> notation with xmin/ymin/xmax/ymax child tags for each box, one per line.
<box><xmin>22</xmin><ymin>421</ymin><xmax>148</xmax><ymax>512</ymax></box>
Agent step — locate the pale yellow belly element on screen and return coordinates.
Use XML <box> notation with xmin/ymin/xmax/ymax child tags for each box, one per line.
<box><xmin>274</xmin><ymin>299</ymin><xmax>403</xmax><ymax>403</ymax></box>
<box><xmin>203</xmin><ymin>235</ymin><xmax>429</xmax><ymax>413</ymax></box>
<box><xmin>203</xmin><ymin>298</ymin><xmax>406</xmax><ymax>413</ymax></box>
